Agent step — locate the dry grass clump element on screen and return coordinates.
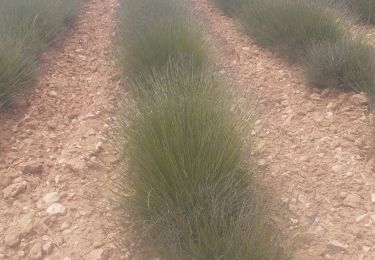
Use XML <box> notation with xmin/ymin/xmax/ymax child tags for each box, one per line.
<box><xmin>0</xmin><ymin>0</ymin><xmax>80</xmax><ymax>106</ymax></box>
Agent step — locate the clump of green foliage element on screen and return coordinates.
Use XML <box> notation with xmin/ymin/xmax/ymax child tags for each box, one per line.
<box><xmin>115</xmin><ymin>64</ymin><xmax>291</xmax><ymax>259</ymax></box>
<box><xmin>0</xmin><ymin>0</ymin><xmax>80</xmax><ymax>107</ymax></box>
<box><xmin>115</xmin><ymin>0</ymin><xmax>292</xmax><ymax>258</ymax></box>
<box><xmin>117</xmin><ymin>0</ymin><xmax>209</xmax><ymax>79</ymax></box>
<box><xmin>212</xmin><ymin>0</ymin><xmax>375</xmax><ymax>103</ymax></box>
<box><xmin>306</xmin><ymin>37</ymin><xmax>375</xmax><ymax>96</ymax></box>
<box><xmin>349</xmin><ymin>0</ymin><xmax>375</xmax><ymax>24</ymax></box>
<box><xmin>237</xmin><ymin>0</ymin><xmax>344</xmax><ymax>61</ymax></box>
<box><xmin>209</xmin><ymin>0</ymin><xmax>243</xmax><ymax>16</ymax></box>
<box><xmin>0</xmin><ymin>37</ymin><xmax>36</xmax><ymax>105</ymax></box>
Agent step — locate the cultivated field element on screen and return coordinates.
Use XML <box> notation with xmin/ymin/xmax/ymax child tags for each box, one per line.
<box><xmin>1</xmin><ymin>0</ymin><xmax>375</xmax><ymax>259</ymax></box>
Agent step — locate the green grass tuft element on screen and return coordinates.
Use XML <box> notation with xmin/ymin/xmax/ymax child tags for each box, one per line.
<box><xmin>117</xmin><ymin>0</ymin><xmax>209</xmax><ymax>79</ymax></box>
<box><xmin>115</xmin><ymin>0</ymin><xmax>292</xmax><ymax>258</ymax></box>
<box><xmin>349</xmin><ymin>0</ymin><xmax>375</xmax><ymax>24</ymax></box>
<box><xmin>114</xmin><ymin>64</ymin><xmax>290</xmax><ymax>259</ymax></box>
<box><xmin>213</xmin><ymin>0</ymin><xmax>375</xmax><ymax>103</ymax></box>
<box><xmin>0</xmin><ymin>38</ymin><xmax>36</xmax><ymax>105</ymax></box>
<box><xmin>210</xmin><ymin>0</ymin><xmax>243</xmax><ymax>16</ymax></box>
<box><xmin>306</xmin><ymin>37</ymin><xmax>375</xmax><ymax>97</ymax></box>
<box><xmin>0</xmin><ymin>0</ymin><xmax>80</xmax><ymax>107</ymax></box>
<box><xmin>238</xmin><ymin>0</ymin><xmax>344</xmax><ymax>61</ymax></box>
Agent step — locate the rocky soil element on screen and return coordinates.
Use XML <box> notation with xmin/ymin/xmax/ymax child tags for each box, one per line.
<box><xmin>2</xmin><ymin>0</ymin><xmax>375</xmax><ymax>259</ymax></box>
<box><xmin>0</xmin><ymin>0</ymin><xmax>130</xmax><ymax>259</ymax></box>
<box><xmin>190</xmin><ymin>0</ymin><xmax>375</xmax><ymax>259</ymax></box>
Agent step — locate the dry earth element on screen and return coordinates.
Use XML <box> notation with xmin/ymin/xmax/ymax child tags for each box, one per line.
<box><xmin>0</xmin><ymin>0</ymin><xmax>129</xmax><ymax>259</ymax></box>
<box><xmin>190</xmin><ymin>1</ymin><xmax>375</xmax><ymax>259</ymax></box>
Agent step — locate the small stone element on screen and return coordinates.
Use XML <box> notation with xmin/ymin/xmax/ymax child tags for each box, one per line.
<box><xmin>332</xmin><ymin>165</ymin><xmax>341</xmax><ymax>174</ymax></box>
<box><xmin>47</xmin><ymin>121</ymin><xmax>56</xmax><ymax>130</ymax></box>
<box><xmin>46</xmin><ymin>203</ymin><xmax>66</xmax><ymax>216</ymax></box>
<box><xmin>356</xmin><ymin>214</ymin><xmax>368</xmax><ymax>223</ymax></box>
<box><xmin>326</xmin><ymin>112</ymin><xmax>333</xmax><ymax>120</ymax></box>
<box><xmin>371</xmin><ymin>194</ymin><xmax>375</xmax><ymax>204</ymax></box>
<box><xmin>327</xmin><ymin>102</ymin><xmax>337</xmax><ymax>110</ymax></box>
<box><xmin>62</xmin><ymin>229</ymin><xmax>72</xmax><ymax>235</ymax></box>
<box><xmin>80</xmin><ymin>210</ymin><xmax>88</xmax><ymax>216</ymax></box>
<box><xmin>362</xmin><ymin>246</ymin><xmax>371</xmax><ymax>253</ymax></box>
<box><xmin>313</xmin><ymin>113</ymin><xmax>324</xmax><ymax>123</ymax></box>
<box><xmin>93</xmin><ymin>241</ymin><xmax>105</xmax><ymax>248</ymax></box>
<box><xmin>326</xmin><ymin>240</ymin><xmax>348</xmax><ymax>253</ymax></box>
<box><xmin>29</xmin><ymin>242</ymin><xmax>43</xmax><ymax>259</ymax></box>
<box><xmin>12</xmin><ymin>176</ymin><xmax>24</xmax><ymax>183</ymax></box>
<box><xmin>4</xmin><ymin>229</ymin><xmax>21</xmax><ymax>247</ymax></box>
<box><xmin>60</xmin><ymin>222</ymin><xmax>70</xmax><ymax>230</ymax></box>
<box><xmin>37</xmin><ymin>192</ymin><xmax>60</xmax><ymax>208</ymax></box>
<box><xmin>339</xmin><ymin>192</ymin><xmax>348</xmax><ymax>199</ymax></box>
<box><xmin>290</xmin><ymin>218</ymin><xmax>299</xmax><ymax>224</ymax></box>
<box><xmin>351</xmin><ymin>94</ymin><xmax>367</xmax><ymax>106</ymax></box>
<box><xmin>48</xmin><ymin>91</ymin><xmax>58</xmax><ymax>98</ymax></box>
<box><xmin>342</xmin><ymin>193</ymin><xmax>361</xmax><ymax>208</ymax></box>
<box><xmin>86</xmin><ymin>249</ymin><xmax>104</xmax><ymax>260</ymax></box>
<box><xmin>42</xmin><ymin>242</ymin><xmax>53</xmax><ymax>253</ymax></box>
<box><xmin>258</xmin><ymin>159</ymin><xmax>267</xmax><ymax>166</ymax></box>
<box><xmin>2</xmin><ymin>181</ymin><xmax>27</xmax><ymax>199</ymax></box>
<box><xmin>22</xmin><ymin>162</ymin><xmax>43</xmax><ymax>175</ymax></box>
<box><xmin>324</xmin><ymin>253</ymin><xmax>333</xmax><ymax>259</ymax></box>
<box><xmin>310</xmin><ymin>93</ymin><xmax>321</xmax><ymax>100</ymax></box>
<box><xmin>96</xmin><ymin>141</ymin><xmax>103</xmax><ymax>151</ymax></box>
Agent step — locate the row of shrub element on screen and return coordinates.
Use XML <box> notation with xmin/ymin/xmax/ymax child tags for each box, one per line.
<box><xmin>211</xmin><ymin>0</ymin><xmax>375</xmax><ymax>104</ymax></box>
<box><xmin>0</xmin><ymin>0</ymin><xmax>80</xmax><ymax>107</ymax></box>
<box><xmin>115</xmin><ymin>0</ymin><xmax>290</xmax><ymax>258</ymax></box>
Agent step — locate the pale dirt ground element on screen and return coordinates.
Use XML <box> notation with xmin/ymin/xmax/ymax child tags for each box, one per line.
<box><xmin>190</xmin><ymin>0</ymin><xmax>375</xmax><ymax>259</ymax></box>
<box><xmin>1</xmin><ymin>0</ymin><xmax>375</xmax><ymax>259</ymax></box>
